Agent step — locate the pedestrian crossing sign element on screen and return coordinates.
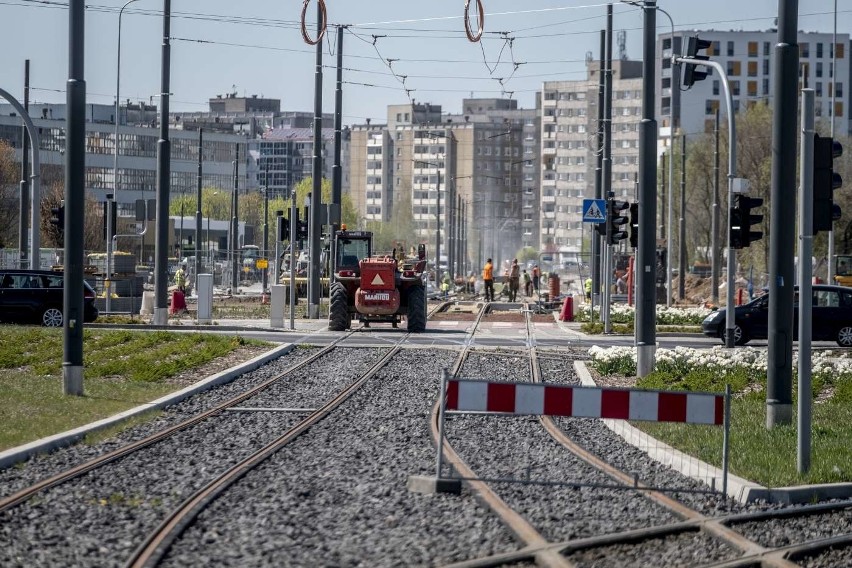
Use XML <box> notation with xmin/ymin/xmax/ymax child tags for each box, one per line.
<box><xmin>582</xmin><ymin>199</ymin><xmax>607</xmax><ymax>223</ymax></box>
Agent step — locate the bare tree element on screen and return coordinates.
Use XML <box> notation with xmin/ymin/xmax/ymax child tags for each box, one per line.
<box><xmin>0</xmin><ymin>140</ymin><xmax>20</xmax><ymax>249</ymax></box>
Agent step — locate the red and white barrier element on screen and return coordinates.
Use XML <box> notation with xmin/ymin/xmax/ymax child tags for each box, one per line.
<box><xmin>445</xmin><ymin>380</ymin><xmax>724</xmax><ymax>425</ymax></box>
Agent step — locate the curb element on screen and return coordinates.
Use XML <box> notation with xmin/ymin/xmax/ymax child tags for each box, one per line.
<box><xmin>0</xmin><ymin>343</ymin><xmax>296</xmax><ymax>471</ymax></box>
<box><xmin>573</xmin><ymin>360</ymin><xmax>852</xmax><ymax>504</ymax></box>
<box><xmin>86</xmin><ymin>323</ymin><xmax>291</xmax><ymax>333</ymax></box>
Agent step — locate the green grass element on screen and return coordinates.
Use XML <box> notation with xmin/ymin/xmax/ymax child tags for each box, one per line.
<box><xmin>632</xmin><ymin>372</ymin><xmax>852</xmax><ymax>487</ymax></box>
<box><xmin>580</xmin><ymin>322</ymin><xmax>702</xmax><ymax>335</ymax></box>
<box><xmin>0</xmin><ymin>326</ymin><xmax>268</xmax><ymax>451</ymax></box>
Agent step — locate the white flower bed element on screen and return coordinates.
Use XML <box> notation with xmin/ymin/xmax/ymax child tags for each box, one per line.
<box><xmin>577</xmin><ymin>304</ymin><xmax>714</xmax><ymax>325</ymax></box>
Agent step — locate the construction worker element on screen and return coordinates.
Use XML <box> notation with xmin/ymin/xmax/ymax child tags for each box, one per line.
<box><xmin>509</xmin><ymin>258</ymin><xmax>520</xmax><ymax>302</ymax></box>
<box><xmin>174</xmin><ymin>262</ymin><xmax>187</xmax><ymax>293</ymax></box>
<box><xmin>483</xmin><ymin>258</ymin><xmax>494</xmax><ymax>301</ymax></box>
<box><xmin>441</xmin><ymin>273</ymin><xmax>451</xmax><ymax>297</ymax></box>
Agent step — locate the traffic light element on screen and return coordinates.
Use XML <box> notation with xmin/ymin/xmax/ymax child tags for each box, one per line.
<box><xmin>730</xmin><ymin>194</ymin><xmax>764</xmax><ymax>249</ymax></box>
<box><xmin>683</xmin><ymin>36</ymin><xmax>712</xmax><ymax>88</ymax></box>
<box><xmin>607</xmin><ymin>199</ymin><xmax>630</xmax><ymax>245</ymax></box>
<box><xmin>629</xmin><ymin>202</ymin><xmax>639</xmax><ymax>248</ymax></box>
<box><xmin>50</xmin><ymin>203</ymin><xmax>65</xmax><ymax>232</ymax></box>
<box><xmin>594</xmin><ymin>221</ymin><xmax>606</xmax><ymax>238</ymax></box>
<box><xmin>296</xmin><ymin>209</ymin><xmax>309</xmax><ymax>240</ymax></box>
<box><xmin>813</xmin><ymin>134</ymin><xmax>843</xmax><ymax>234</ymax></box>
<box><xmin>103</xmin><ymin>200</ymin><xmax>116</xmax><ymax>240</ymax></box>
<box><xmin>278</xmin><ymin>216</ymin><xmax>290</xmax><ymax>241</ymax></box>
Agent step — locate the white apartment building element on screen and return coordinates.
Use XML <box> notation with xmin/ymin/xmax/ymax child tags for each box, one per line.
<box><xmin>541</xmin><ymin>60</ymin><xmax>643</xmax><ymax>256</ymax></box>
<box><xmin>658</xmin><ymin>29</ymin><xmax>851</xmax><ymax>146</ymax></box>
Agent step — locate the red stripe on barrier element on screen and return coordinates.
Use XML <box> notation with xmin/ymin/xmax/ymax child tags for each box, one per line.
<box><xmin>657</xmin><ymin>392</ymin><xmax>687</xmax><ymax>423</ymax></box>
<box><xmin>543</xmin><ymin>385</ymin><xmax>573</xmax><ymax>416</ymax></box>
<box><xmin>601</xmin><ymin>389</ymin><xmax>630</xmax><ymax>419</ymax></box>
<box><xmin>715</xmin><ymin>395</ymin><xmax>724</xmax><ymax>425</ymax></box>
<box><xmin>445</xmin><ymin>380</ymin><xmax>459</xmax><ymax>411</ymax></box>
<box><xmin>488</xmin><ymin>383</ymin><xmax>516</xmax><ymax>413</ymax></box>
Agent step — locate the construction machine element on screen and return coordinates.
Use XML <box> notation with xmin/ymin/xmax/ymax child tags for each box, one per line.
<box><xmin>327</xmin><ymin>229</ymin><xmax>428</xmax><ymax>332</ymax></box>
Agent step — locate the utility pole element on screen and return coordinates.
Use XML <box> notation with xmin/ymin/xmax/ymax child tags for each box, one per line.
<box><xmin>153</xmin><ymin>0</ymin><xmax>171</xmax><ymax>326</ymax></box>
<box><xmin>592</xmin><ymin>29</ymin><xmax>605</xmax><ymax>314</ymax></box>
<box><xmin>195</xmin><ymin>128</ymin><xmax>203</xmax><ymax>277</ymax></box>
<box><xmin>18</xmin><ymin>60</ymin><xmax>30</xmax><ymax>269</ymax></box>
<box><xmin>636</xmin><ymin>0</ymin><xmax>658</xmax><ymax>377</ymax></box>
<box><xmin>262</xmin><ymin>161</ymin><xmax>270</xmax><ymax>293</ymax></box>
<box><xmin>828</xmin><ymin>0</ymin><xmax>837</xmax><ymax>284</ymax></box>
<box><xmin>767</xmin><ymin>0</ymin><xmax>798</xmax><ymax>428</ymax></box>
<box><xmin>660</xmin><ymin>152</ymin><xmax>667</xmax><ymax>242</ymax></box>
<box><xmin>63</xmin><ymin>0</ymin><xmax>86</xmax><ymax>395</ymax></box>
<box><xmin>798</xmin><ymin>89</ymin><xmax>815</xmax><ymax>473</ymax></box>
<box><xmin>711</xmin><ymin>109</ymin><xmax>720</xmax><ymax>304</ymax></box>
<box><xmin>330</xmin><ymin>25</ymin><xmax>345</xmax><ymax>289</ymax></box>
<box><xmin>679</xmin><ymin>132</ymin><xmax>687</xmax><ymax>300</ymax></box>
<box><xmin>308</xmin><ymin>0</ymin><xmax>323</xmax><ymax>319</ymax></box>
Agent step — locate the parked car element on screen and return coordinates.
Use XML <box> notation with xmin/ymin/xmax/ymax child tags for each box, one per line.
<box><xmin>701</xmin><ymin>284</ymin><xmax>852</xmax><ymax>346</ymax></box>
<box><xmin>0</xmin><ymin>269</ymin><xmax>99</xmax><ymax>327</ymax></box>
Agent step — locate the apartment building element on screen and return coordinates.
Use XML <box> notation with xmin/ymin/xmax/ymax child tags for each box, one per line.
<box><xmin>541</xmin><ymin>59</ymin><xmax>643</xmax><ymax>256</ymax></box>
<box><xmin>658</xmin><ymin>29</ymin><xmax>851</xmax><ymax>145</ymax></box>
<box><xmin>349</xmin><ymin>99</ymin><xmax>538</xmax><ymax>269</ymax></box>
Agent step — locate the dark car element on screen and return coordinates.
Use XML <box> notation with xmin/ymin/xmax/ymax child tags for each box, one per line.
<box><xmin>0</xmin><ymin>269</ymin><xmax>99</xmax><ymax>327</ymax></box>
<box><xmin>702</xmin><ymin>284</ymin><xmax>852</xmax><ymax>346</ymax></box>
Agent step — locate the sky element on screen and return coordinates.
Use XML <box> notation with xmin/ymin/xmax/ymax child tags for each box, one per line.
<box><xmin>0</xmin><ymin>0</ymin><xmax>850</xmax><ymax>125</ymax></box>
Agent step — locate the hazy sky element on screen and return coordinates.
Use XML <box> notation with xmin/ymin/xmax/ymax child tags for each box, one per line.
<box><xmin>0</xmin><ymin>1</ymin><xmax>849</xmax><ymax>124</ymax></box>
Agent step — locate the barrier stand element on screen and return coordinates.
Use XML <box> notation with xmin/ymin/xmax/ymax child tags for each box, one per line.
<box><xmin>419</xmin><ymin>376</ymin><xmax>730</xmax><ymax>496</ymax></box>
<box><xmin>407</xmin><ymin>368</ymin><xmax>462</xmax><ymax>495</ymax></box>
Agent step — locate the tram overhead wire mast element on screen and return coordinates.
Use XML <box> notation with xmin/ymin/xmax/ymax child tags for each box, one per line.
<box><xmin>301</xmin><ymin>0</ymin><xmax>327</xmax><ymax>45</ymax></box>
<box><xmin>464</xmin><ymin>0</ymin><xmax>485</xmax><ymax>42</ymax></box>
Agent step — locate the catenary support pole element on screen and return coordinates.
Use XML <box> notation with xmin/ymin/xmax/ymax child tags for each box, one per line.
<box><xmin>636</xmin><ymin>0</ymin><xmax>658</xmax><ymax>377</ymax></box>
<box><xmin>290</xmin><ymin>199</ymin><xmax>297</xmax><ymax>330</ymax></box>
<box><xmin>195</xmin><ymin>128</ymin><xmax>202</xmax><ymax>277</ymax></box>
<box><xmin>827</xmin><ymin>0</ymin><xmax>837</xmax><ymax>284</ymax></box>
<box><xmin>63</xmin><ymin>0</ymin><xmax>86</xmax><ymax>395</ymax></box>
<box><xmin>153</xmin><ymin>0</ymin><xmax>171</xmax><ymax>326</ymax></box>
<box><xmin>767</xmin><ymin>0</ymin><xmax>798</xmax><ymax>428</ymax></box>
<box><xmin>18</xmin><ymin>60</ymin><xmax>30</xmax><ymax>269</ymax></box>
<box><xmin>798</xmin><ymin>89</ymin><xmax>814</xmax><ymax>474</ymax></box>
<box><xmin>711</xmin><ymin>109</ymin><xmax>721</xmax><ymax>304</ymax></box>
<box><xmin>602</xmin><ymin>4</ymin><xmax>613</xmax><ymax>333</ymax></box>
<box><xmin>262</xmin><ymin>162</ymin><xmax>269</xmax><ymax>293</ymax></box>
<box><xmin>679</xmin><ymin>132</ymin><xmax>687</xmax><ymax>300</ymax></box>
<box><xmin>592</xmin><ymin>29</ymin><xmax>605</xmax><ymax>315</ymax></box>
<box><xmin>231</xmin><ymin>144</ymin><xmax>240</xmax><ymax>292</ymax></box>
<box><xmin>332</xmin><ymin>25</ymin><xmax>344</xmax><ymax>222</ymax></box>
<box><xmin>308</xmin><ymin>0</ymin><xmax>323</xmax><ymax>319</ymax></box>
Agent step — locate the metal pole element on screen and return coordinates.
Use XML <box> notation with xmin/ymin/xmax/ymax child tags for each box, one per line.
<box><xmin>679</xmin><ymin>132</ymin><xmax>687</xmax><ymax>300</ymax></box>
<box><xmin>767</xmin><ymin>0</ymin><xmax>798</xmax><ymax>428</ymax></box>
<box><xmin>592</xmin><ymin>29</ymin><xmax>605</xmax><ymax>314</ymax></box>
<box><xmin>331</xmin><ymin>25</ymin><xmax>344</xmax><ymax>223</ymax></box>
<box><xmin>195</xmin><ymin>128</ymin><xmax>202</xmax><ymax>278</ymax></box>
<box><xmin>63</xmin><ymin>0</ymin><xmax>86</xmax><ymax>395</ymax></box>
<box><xmin>722</xmin><ymin>384</ymin><xmax>731</xmax><ymax>496</ymax></box>
<box><xmin>660</xmin><ymin>152</ymin><xmax>666</xmax><ymax>242</ymax></box>
<box><xmin>153</xmin><ymin>0</ymin><xmax>171</xmax><ymax>326</ymax></box>
<box><xmin>179</xmin><ymin>201</ymin><xmax>184</xmax><ymax>257</ymax></box>
<box><xmin>18</xmin><ymin>59</ymin><xmax>30</xmax><ymax>269</ymax></box>
<box><xmin>308</xmin><ymin>0</ymin><xmax>323</xmax><ymax>319</ymax></box>
<box><xmin>231</xmin><ymin>144</ymin><xmax>240</xmax><ymax>293</ymax></box>
<box><xmin>798</xmin><ymin>89</ymin><xmax>814</xmax><ymax>474</ymax></box>
<box><xmin>828</xmin><ymin>0</ymin><xmax>837</xmax><ymax>284</ymax></box>
<box><xmin>666</xmin><ymin>143</ymin><xmax>674</xmax><ymax>307</ymax></box>
<box><xmin>436</xmin><ymin>368</ymin><xmax>449</xmax><ymax>479</ymax></box>
<box><xmin>274</xmin><ymin>211</ymin><xmax>283</xmax><ymax>297</ymax></box>
<box><xmin>602</xmin><ymin>5</ymin><xmax>613</xmax><ymax>333</ymax></box>
<box><xmin>436</xmin><ymin>167</ymin><xmax>442</xmax><ymax>288</ymax></box>
<box><xmin>711</xmin><ymin>109</ymin><xmax>721</xmax><ymax>304</ymax></box>
<box><xmin>262</xmin><ymin>168</ymin><xmax>270</xmax><ymax>293</ymax></box>
<box><xmin>290</xmin><ymin>199</ymin><xmax>297</xmax><ymax>330</ymax></box>
<box><xmin>636</xmin><ymin>0</ymin><xmax>658</xmax><ymax>377</ymax></box>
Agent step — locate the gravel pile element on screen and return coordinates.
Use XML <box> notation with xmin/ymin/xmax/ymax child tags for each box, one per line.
<box><xmin>0</xmin><ymin>347</ymin><xmax>386</xmax><ymax>567</ymax></box>
<box><xmin>161</xmin><ymin>348</ymin><xmax>520</xmax><ymax>567</ymax></box>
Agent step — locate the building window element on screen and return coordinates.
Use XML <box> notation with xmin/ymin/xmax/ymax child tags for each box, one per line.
<box><xmin>662</xmin><ymin>37</ymin><xmax>671</xmax><ymax>50</ymax></box>
<box><xmin>816</xmin><ymin>82</ymin><xmax>823</xmax><ymax>97</ymax></box>
<box><xmin>817</xmin><ymin>42</ymin><xmax>824</xmax><ymax>58</ymax></box>
<box><xmin>727</xmin><ymin>61</ymin><xmax>741</xmax><ymax>76</ymax></box>
<box><xmin>763</xmin><ymin>41</ymin><xmax>771</xmax><ymax>56</ymax></box>
<box><xmin>763</xmin><ymin>59</ymin><xmax>770</xmax><ymax>75</ymax></box>
<box><xmin>710</xmin><ymin>41</ymin><xmax>720</xmax><ymax>56</ymax></box>
<box><xmin>662</xmin><ymin>57</ymin><xmax>671</xmax><ymax>70</ymax></box>
<box><xmin>748</xmin><ymin>61</ymin><xmax>758</xmax><ymax>77</ymax></box>
<box><xmin>748</xmin><ymin>41</ymin><xmax>758</xmax><ymax>57</ymax></box>
<box><xmin>731</xmin><ymin>81</ymin><xmax>741</xmax><ymax>96</ymax></box>
<box><xmin>747</xmin><ymin>81</ymin><xmax>757</xmax><ymax>97</ymax></box>
<box><xmin>727</xmin><ymin>41</ymin><xmax>734</xmax><ymax>56</ymax></box>
<box><xmin>837</xmin><ymin>83</ymin><xmax>844</xmax><ymax>98</ymax></box>
<box><xmin>835</xmin><ymin>102</ymin><xmax>844</xmax><ymax>118</ymax></box>
<box><xmin>800</xmin><ymin>43</ymin><xmax>809</xmax><ymax>58</ymax></box>
<box><xmin>662</xmin><ymin>77</ymin><xmax>671</xmax><ymax>89</ymax></box>
<box><xmin>837</xmin><ymin>43</ymin><xmax>845</xmax><ymax>59</ymax></box>
<box><xmin>816</xmin><ymin>62</ymin><xmax>823</xmax><ymax>78</ymax></box>
<box><xmin>763</xmin><ymin>79</ymin><xmax>770</xmax><ymax>95</ymax></box>
<box><xmin>712</xmin><ymin>80</ymin><xmax>720</xmax><ymax>95</ymax></box>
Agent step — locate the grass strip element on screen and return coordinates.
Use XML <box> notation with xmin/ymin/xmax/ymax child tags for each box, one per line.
<box><xmin>0</xmin><ymin>326</ymin><xmax>267</xmax><ymax>451</ymax></box>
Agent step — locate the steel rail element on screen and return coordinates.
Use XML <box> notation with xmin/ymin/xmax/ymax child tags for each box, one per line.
<box><xmin>126</xmin><ymin>342</ymin><xmax>406</xmax><ymax>568</ymax></box>
<box><xmin>0</xmin><ymin>332</ymin><xmax>357</xmax><ymax>513</ymax></box>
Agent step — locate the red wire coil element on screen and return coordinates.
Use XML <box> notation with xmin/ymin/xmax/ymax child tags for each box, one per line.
<box><xmin>301</xmin><ymin>0</ymin><xmax>327</xmax><ymax>45</ymax></box>
<box><xmin>464</xmin><ymin>0</ymin><xmax>485</xmax><ymax>42</ymax></box>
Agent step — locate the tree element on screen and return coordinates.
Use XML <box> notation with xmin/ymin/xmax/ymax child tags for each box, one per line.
<box><xmin>40</xmin><ymin>181</ymin><xmax>104</xmax><ymax>251</ymax></box>
<box><xmin>0</xmin><ymin>140</ymin><xmax>20</xmax><ymax>249</ymax></box>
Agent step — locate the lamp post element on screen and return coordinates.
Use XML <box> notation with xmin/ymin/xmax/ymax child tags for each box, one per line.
<box><xmin>109</xmin><ymin>0</ymin><xmax>141</xmax><ymax>314</ymax></box>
